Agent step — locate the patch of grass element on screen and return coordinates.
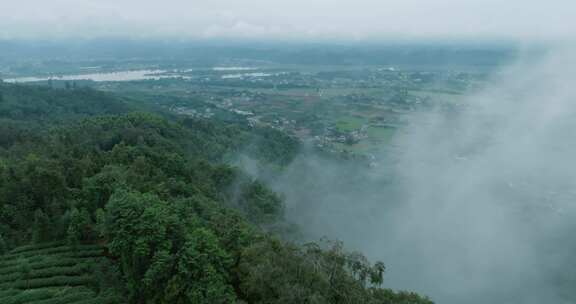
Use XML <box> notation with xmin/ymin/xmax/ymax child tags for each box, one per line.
<box><xmin>367</xmin><ymin>126</ymin><xmax>396</xmax><ymax>143</ymax></box>
<box><xmin>334</xmin><ymin>116</ymin><xmax>366</xmax><ymax>131</ymax></box>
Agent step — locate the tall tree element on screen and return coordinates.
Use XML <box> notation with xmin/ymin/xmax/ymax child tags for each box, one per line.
<box><xmin>32</xmin><ymin>209</ymin><xmax>52</xmax><ymax>244</ymax></box>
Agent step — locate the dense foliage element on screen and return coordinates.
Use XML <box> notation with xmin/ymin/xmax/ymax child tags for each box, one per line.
<box><xmin>0</xmin><ymin>84</ymin><xmax>432</xmax><ymax>303</ymax></box>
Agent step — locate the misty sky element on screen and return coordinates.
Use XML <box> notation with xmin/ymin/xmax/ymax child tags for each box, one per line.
<box><xmin>2</xmin><ymin>0</ymin><xmax>575</xmax><ymax>41</ymax></box>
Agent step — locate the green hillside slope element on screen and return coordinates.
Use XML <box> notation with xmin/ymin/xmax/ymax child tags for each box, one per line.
<box><xmin>0</xmin><ymin>83</ymin><xmax>432</xmax><ymax>304</ymax></box>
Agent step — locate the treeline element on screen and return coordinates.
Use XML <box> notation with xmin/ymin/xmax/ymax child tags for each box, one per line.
<box><xmin>0</xmin><ymin>84</ymin><xmax>130</xmax><ymax>122</ymax></box>
<box><xmin>0</xmin><ymin>83</ymin><xmax>432</xmax><ymax>303</ymax></box>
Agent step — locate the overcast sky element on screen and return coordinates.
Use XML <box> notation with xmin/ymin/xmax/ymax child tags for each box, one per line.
<box><xmin>1</xmin><ymin>0</ymin><xmax>574</xmax><ymax>41</ymax></box>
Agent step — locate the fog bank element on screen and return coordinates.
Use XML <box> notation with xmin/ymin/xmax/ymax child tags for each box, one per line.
<box><xmin>271</xmin><ymin>49</ymin><xmax>576</xmax><ymax>303</ymax></box>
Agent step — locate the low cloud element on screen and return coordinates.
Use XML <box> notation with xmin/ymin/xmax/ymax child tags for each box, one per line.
<box><xmin>265</xmin><ymin>47</ymin><xmax>576</xmax><ymax>303</ymax></box>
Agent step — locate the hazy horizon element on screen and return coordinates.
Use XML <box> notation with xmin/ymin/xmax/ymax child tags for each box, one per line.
<box><xmin>2</xmin><ymin>0</ymin><xmax>575</xmax><ymax>42</ymax></box>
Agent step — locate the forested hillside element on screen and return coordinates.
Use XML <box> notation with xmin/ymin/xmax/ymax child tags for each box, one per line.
<box><xmin>0</xmin><ymin>83</ymin><xmax>432</xmax><ymax>303</ymax></box>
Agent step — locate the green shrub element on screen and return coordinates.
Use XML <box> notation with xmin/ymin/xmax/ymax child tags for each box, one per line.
<box><xmin>0</xmin><ymin>263</ymin><xmax>90</xmax><ymax>284</ymax></box>
<box><xmin>0</xmin><ymin>289</ymin><xmax>20</xmax><ymax>299</ymax></box>
<box><xmin>0</xmin><ymin>257</ymin><xmax>100</xmax><ymax>275</ymax></box>
<box><xmin>1</xmin><ymin>288</ymin><xmax>55</xmax><ymax>304</ymax></box>
<box><xmin>6</xmin><ymin>275</ymin><xmax>93</xmax><ymax>289</ymax></box>
<box><xmin>26</xmin><ymin>291</ymin><xmax>95</xmax><ymax>304</ymax></box>
<box><xmin>0</xmin><ymin>245</ymin><xmax>102</xmax><ymax>264</ymax></box>
<box><xmin>72</xmin><ymin>295</ymin><xmax>124</xmax><ymax>304</ymax></box>
<box><xmin>10</xmin><ymin>241</ymin><xmax>66</xmax><ymax>255</ymax></box>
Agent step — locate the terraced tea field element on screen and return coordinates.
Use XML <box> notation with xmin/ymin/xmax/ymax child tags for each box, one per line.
<box><xmin>0</xmin><ymin>242</ymin><xmax>124</xmax><ymax>304</ymax></box>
